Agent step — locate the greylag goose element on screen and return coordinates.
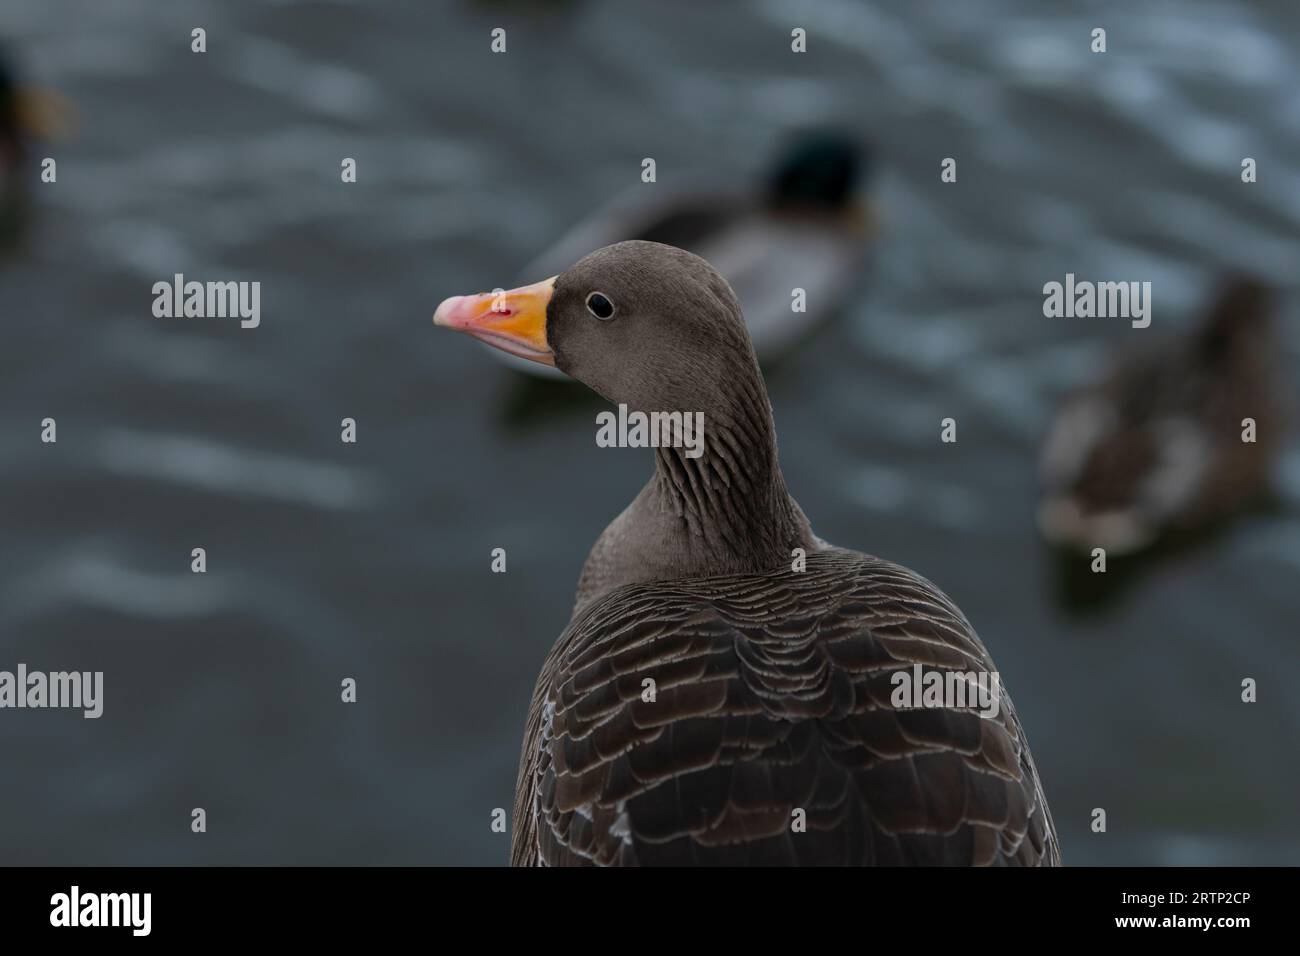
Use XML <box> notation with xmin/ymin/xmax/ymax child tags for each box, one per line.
<box><xmin>1039</xmin><ymin>275</ymin><xmax>1281</xmax><ymax>556</ymax></box>
<box><xmin>495</xmin><ymin>132</ymin><xmax>874</xmax><ymax>379</ymax></box>
<box><xmin>435</xmin><ymin>240</ymin><xmax>1058</xmax><ymax>866</ymax></box>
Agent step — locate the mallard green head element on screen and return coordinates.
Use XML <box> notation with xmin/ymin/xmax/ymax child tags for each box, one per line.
<box><xmin>764</xmin><ymin>131</ymin><xmax>869</xmax><ymax>212</ymax></box>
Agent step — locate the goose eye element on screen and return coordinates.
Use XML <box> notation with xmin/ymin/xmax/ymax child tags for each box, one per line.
<box><xmin>585</xmin><ymin>292</ymin><xmax>616</xmax><ymax>320</ymax></box>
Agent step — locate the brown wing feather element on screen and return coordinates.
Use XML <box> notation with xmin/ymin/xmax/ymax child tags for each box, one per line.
<box><xmin>511</xmin><ymin>549</ymin><xmax>1059</xmax><ymax>867</ymax></box>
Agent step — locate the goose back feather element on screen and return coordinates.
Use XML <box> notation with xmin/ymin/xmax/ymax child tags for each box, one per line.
<box><xmin>512</xmin><ymin>549</ymin><xmax>1059</xmax><ymax>866</ymax></box>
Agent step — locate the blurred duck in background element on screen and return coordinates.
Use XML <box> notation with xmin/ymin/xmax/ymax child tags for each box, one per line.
<box><xmin>1038</xmin><ymin>275</ymin><xmax>1282</xmax><ymax>558</ymax></box>
<box><xmin>499</xmin><ymin>130</ymin><xmax>875</xmax><ymax>380</ymax></box>
<box><xmin>1</xmin><ymin>46</ymin><xmax>71</xmax><ymax>247</ymax></box>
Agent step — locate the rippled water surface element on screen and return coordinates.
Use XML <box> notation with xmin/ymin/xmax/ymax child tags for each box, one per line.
<box><xmin>2</xmin><ymin>0</ymin><xmax>1298</xmax><ymax>864</ymax></box>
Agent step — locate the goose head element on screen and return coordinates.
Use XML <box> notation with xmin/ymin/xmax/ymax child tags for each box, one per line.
<box><xmin>435</xmin><ymin>240</ymin><xmax>810</xmax><ymax>591</ymax></box>
<box><xmin>434</xmin><ymin>239</ymin><xmax>763</xmax><ymax>415</ymax></box>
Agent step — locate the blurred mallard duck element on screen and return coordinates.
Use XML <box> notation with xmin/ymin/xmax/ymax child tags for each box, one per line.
<box><xmin>1</xmin><ymin>48</ymin><xmax>71</xmax><ymax>244</ymax></box>
<box><xmin>1038</xmin><ymin>275</ymin><xmax>1282</xmax><ymax>555</ymax></box>
<box><xmin>0</xmin><ymin>52</ymin><xmax>26</xmax><ymax>236</ymax></box>
<box><xmin>497</xmin><ymin>131</ymin><xmax>875</xmax><ymax>379</ymax></box>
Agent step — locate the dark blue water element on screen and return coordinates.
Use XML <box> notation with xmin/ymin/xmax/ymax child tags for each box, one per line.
<box><xmin>2</xmin><ymin>0</ymin><xmax>1298</xmax><ymax>865</ymax></box>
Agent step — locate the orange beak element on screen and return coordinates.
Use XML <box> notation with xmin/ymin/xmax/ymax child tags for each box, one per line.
<box><xmin>433</xmin><ymin>276</ymin><xmax>556</xmax><ymax>367</ymax></box>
